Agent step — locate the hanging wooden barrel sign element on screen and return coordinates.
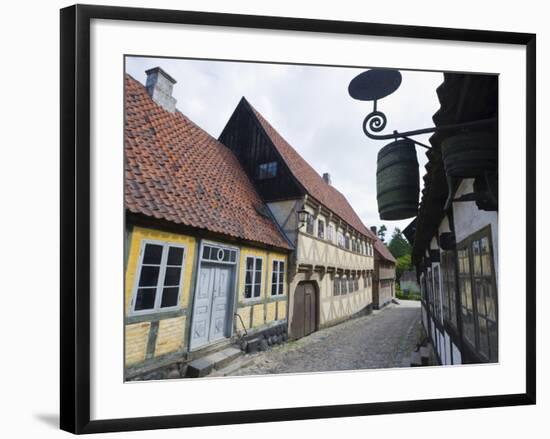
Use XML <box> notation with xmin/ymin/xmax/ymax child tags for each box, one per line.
<box><xmin>441</xmin><ymin>131</ymin><xmax>497</xmax><ymax>178</ymax></box>
<box><xmin>376</xmin><ymin>139</ymin><xmax>420</xmax><ymax>220</ymax></box>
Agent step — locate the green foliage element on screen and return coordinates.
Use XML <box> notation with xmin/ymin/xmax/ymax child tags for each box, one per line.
<box><xmin>396</xmin><ymin>291</ymin><xmax>421</xmax><ymax>301</ymax></box>
<box><xmin>388</xmin><ymin>228</ymin><xmax>412</xmax><ymax>259</ymax></box>
<box><xmin>395</xmin><ymin>254</ymin><xmax>412</xmax><ymax>281</ymax></box>
<box><xmin>377</xmin><ymin>224</ymin><xmax>387</xmax><ymax>242</ymax></box>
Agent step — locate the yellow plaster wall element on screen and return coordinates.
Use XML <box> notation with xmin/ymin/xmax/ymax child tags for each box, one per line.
<box><xmin>252</xmin><ymin>303</ymin><xmax>265</xmax><ymax>327</ymax></box>
<box><xmin>277</xmin><ymin>301</ymin><xmax>287</xmax><ymax>320</ymax></box>
<box><xmin>238</xmin><ymin>247</ymin><xmax>288</xmax><ymax>301</ymax></box>
<box><xmin>238</xmin><ymin>247</ymin><xmax>288</xmax><ymax>329</ymax></box>
<box><xmin>125</xmin><ymin>322</ymin><xmax>151</xmax><ymax>366</ymax></box>
<box><xmin>266</xmin><ymin>301</ymin><xmax>277</xmax><ymax>322</ymax></box>
<box><xmin>125</xmin><ymin>226</ymin><xmax>196</xmax><ymax>315</ymax></box>
<box><xmin>236</xmin><ymin>305</ymin><xmax>251</xmax><ymax>330</ymax></box>
<box><xmin>154</xmin><ymin>316</ymin><xmax>186</xmax><ymax>357</ymax></box>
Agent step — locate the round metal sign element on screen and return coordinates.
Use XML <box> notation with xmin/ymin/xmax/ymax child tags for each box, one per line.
<box><xmin>348</xmin><ymin>69</ymin><xmax>402</xmax><ymax>101</ymax></box>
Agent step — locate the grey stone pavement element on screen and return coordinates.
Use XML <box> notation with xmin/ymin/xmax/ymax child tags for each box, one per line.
<box><xmin>227</xmin><ymin>299</ymin><xmax>423</xmax><ymax>376</ymax></box>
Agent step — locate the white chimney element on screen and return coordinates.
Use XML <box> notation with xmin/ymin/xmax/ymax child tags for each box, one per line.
<box><xmin>322</xmin><ymin>173</ymin><xmax>332</xmax><ymax>185</ymax></box>
<box><xmin>145</xmin><ymin>67</ymin><xmax>177</xmax><ymax>113</ymax></box>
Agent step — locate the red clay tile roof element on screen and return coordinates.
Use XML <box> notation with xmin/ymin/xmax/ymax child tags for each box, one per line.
<box><xmin>125</xmin><ymin>75</ymin><xmax>292</xmax><ymax>250</ymax></box>
<box><xmin>374</xmin><ymin>238</ymin><xmax>396</xmax><ymax>263</ymax></box>
<box><xmin>246</xmin><ymin>99</ymin><xmax>376</xmax><ymax>241</ymax></box>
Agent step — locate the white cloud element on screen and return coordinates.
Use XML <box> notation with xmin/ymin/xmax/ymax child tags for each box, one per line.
<box><xmin>126</xmin><ymin>57</ymin><xmax>442</xmax><ymax>241</ymax></box>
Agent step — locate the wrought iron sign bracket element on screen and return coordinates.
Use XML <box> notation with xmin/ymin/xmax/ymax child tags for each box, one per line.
<box><xmin>348</xmin><ymin>68</ymin><xmax>496</xmax><ymax>150</ymax></box>
<box><xmin>362</xmin><ymin>103</ymin><xmax>497</xmax><ymax>150</ymax></box>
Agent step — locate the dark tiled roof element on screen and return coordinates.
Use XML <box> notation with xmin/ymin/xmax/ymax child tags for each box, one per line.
<box><xmin>374</xmin><ymin>238</ymin><xmax>396</xmax><ymax>263</ymax></box>
<box><xmin>125</xmin><ymin>75</ymin><xmax>292</xmax><ymax>250</ymax></box>
<box><xmin>246</xmin><ymin>99</ymin><xmax>376</xmax><ymax>241</ymax></box>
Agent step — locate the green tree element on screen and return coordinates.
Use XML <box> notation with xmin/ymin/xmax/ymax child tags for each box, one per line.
<box><xmin>388</xmin><ymin>227</ymin><xmax>412</xmax><ymax>259</ymax></box>
<box><xmin>395</xmin><ymin>254</ymin><xmax>413</xmax><ymax>281</ymax></box>
<box><xmin>377</xmin><ymin>224</ymin><xmax>387</xmax><ymax>243</ymax></box>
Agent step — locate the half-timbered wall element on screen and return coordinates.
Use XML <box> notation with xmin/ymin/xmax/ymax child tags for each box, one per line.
<box><xmin>124</xmin><ymin>224</ymin><xmax>289</xmax><ymax>377</ymax></box>
<box><xmin>419</xmin><ymin>179</ymin><xmax>499</xmax><ymax>365</ymax></box>
<box><xmin>234</xmin><ymin>247</ymin><xmax>288</xmax><ymax>334</ymax></box>
<box><xmin>124</xmin><ymin>226</ymin><xmax>196</xmax><ymax>372</ymax></box>
<box><xmin>286</xmin><ymin>200</ymin><xmax>375</xmax><ymax>331</ymax></box>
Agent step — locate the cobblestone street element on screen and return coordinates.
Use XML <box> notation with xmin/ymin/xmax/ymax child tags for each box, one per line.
<box><xmin>226</xmin><ymin>299</ymin><xmax>423</xmax><ymax>376</ymax></box>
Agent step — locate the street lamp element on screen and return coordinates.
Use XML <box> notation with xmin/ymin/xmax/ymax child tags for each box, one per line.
<box><xmin>297</xmin><ymin>208</ymin><xmax>309</xmax><ymax>229</ymax></box>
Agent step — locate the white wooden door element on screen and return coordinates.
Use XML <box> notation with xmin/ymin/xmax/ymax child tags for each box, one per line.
<box><xmin>209</xmin><ymin>266</ymin><xmax>231</xmax><ymax>342</ymax></box>
<box><xmin>190</xmin><ymin>264</ymin><xmax>232</xmax><ymax>349</ymax></box>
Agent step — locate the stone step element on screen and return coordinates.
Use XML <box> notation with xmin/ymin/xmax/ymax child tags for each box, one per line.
<box><xmin>185</xmin><ymin>347</ymin><xmax>242</xmax><ymax>378</ymax></box>
<box><xmin>209</xmin><ymin>355</ymin><xmax>255</xmax><ymax>377</ymax></box>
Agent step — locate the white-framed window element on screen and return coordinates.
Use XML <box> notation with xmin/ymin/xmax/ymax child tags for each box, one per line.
<box><xmin>333</xmin><ymin>276</ymin><xmax>341</xmax><ymax>296</ymax></box>
<box><xmin>306</xmin><ymin>213</ymin><xmax>314</xmax><ymax>235</ymax></box>
<box><xmin>244</xmin><ymin>256</ymin><xmax>263</xmax><ymax>299</ymax></box>
<box><xmin>271</xmin><ymin>260</ymin><xmax>285</xmax><ymax>295</ymax></box>
<box><xmin>337</xmin><ymin>230</ymin><xmax>345</xmax><ymax>247</ymax></box>
<box><xmin>328</xmin><ymin>224</ymin><xmax>335</xmax><ymax>242</ymax></box>
<box><xmin>341</xmin><ymin>277</ymin><xmax>348</xmax><ymax>294</ymax></box>
<box><xmin>131</xmin><ymin>241</ymin><xmax>185</xmax><ymax>314</ymax></box>
<box><xmin>317</xmin><ymin>220</ymin><xmax>325</xmax><ymax>239</ymax></box>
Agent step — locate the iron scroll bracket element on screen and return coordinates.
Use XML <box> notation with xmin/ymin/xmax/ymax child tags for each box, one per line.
<box><xmin>362</xmin><ymin>101</ymin><xmax>497</xmax><ymax>149</ymax></box>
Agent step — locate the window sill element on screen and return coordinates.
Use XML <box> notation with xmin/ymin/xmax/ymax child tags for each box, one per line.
<box><xmin>126</xmin><ymin>307</ymin><xmax>186</xmax><ymax>324</ymax></box>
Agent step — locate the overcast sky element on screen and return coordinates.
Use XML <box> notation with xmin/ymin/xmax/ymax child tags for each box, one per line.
<box><xmin>126</xmin><ymin>56</ymin><xmax>443</xmax><ymax>242</ymax></box>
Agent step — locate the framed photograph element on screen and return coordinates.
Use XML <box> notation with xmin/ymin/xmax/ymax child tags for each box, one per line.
<box><xmin>60</xmin><ymin>4</ymin><xmax>536</xmax><ymax>434</ymax></box>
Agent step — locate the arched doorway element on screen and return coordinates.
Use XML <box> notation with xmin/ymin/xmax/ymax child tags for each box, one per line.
<box><xmin>290</xmin><ymin>281</ymin><xmax>318</xmax><ymax>339</ymax></box>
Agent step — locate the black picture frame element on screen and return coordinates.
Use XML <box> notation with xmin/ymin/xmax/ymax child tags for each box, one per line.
<box><xmin>60</xmin><ymin>4</ymin><xmax>536</xmax><ymax>434</ymax></box>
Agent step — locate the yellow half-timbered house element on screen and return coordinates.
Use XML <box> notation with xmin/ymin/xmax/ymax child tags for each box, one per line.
<box><xmin>124</xmin><ymin>68</ymin><xmax>292</xmax><ymax>379</ymax></box>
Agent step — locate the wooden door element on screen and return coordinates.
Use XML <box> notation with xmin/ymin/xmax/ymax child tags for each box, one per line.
<box><xmin>208</xmin><ymin>266</ymin><xmax>232</xmax><ymax>343</ymax></box>
<box><xmin>190</xmin><ymin>264</ymin><xmax>232</xmax><ymax>349</ymax></box>
<box><xmin>291</xmin><ymin>282</ymin><xmax>317</xmax><ymax>339</ymax></box>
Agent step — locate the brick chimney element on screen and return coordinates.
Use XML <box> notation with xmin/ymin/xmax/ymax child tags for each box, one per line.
<box><xmin>322</xmin><ymin>173</ymin><xmax>331</xmax><ymax>185</ymax></box>
<box><xmin>145</xmin><ymin>67</ymin><xmax>177</xmax><ymax>113</ymax></box>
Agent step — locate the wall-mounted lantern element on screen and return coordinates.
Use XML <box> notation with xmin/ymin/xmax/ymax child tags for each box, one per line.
<box><xmin>297</xmin><ymin>208</ymin><xmax>309</xmax><ymax>229</ymax></box>
<box><xmin>348</xmin><ymin>69</ymin><xmax>497</xmax><ymax>220</ymax></box>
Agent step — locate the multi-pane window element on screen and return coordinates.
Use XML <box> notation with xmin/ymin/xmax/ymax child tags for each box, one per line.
<box><xmin>132</xmin><ymin>242</ymin><xmax>185</xmax><ymax>313</ymax></box>
<box><xmin>426</xmin><ymin>268</ymin><xmax>434</xmax><ymax>316</ymax></box>
<box><xmin>317</xmin><ymin>220</ymin><xmax>325</xmax><ymax>239</ymax></box>
<box><xmin>337</xmin><ymin>231</ymin><xmax>345</xmax><ymax>247</ymax></box>
<box><xmin>433</xmin><ymin>265</ymin><xmax>442</xmax><ymax>323</ymax></box>
<box><xmin>364</xmin><ymin>273</ymin><xmax>368</xmax><ymax>288</ymax></box>
<box><xmin>334</xmin><ymin>277</ymin><xmax>341</xmax><ymax>296</ymax></box>
<box><xmin>458</xmin><ymin>231</ymin><xmax>498</xmax><ymax>361</ymax></box>
<box><xmin>257</xmin><ymin>161</ymin><xmax>277</xmax><ymax>179</ymax></box>
<box><xmin>341</xmin><ymin>277</ymin><xmax>348</xmax><ymax>295</ymax></box>
<box><xmin>354</xmin><ymin>277</ymin><xmax>359</xmax><ymax>291</ymax></box>
<box><xmin>458</xmin><ymin>247</ymin><xmax>475</xmax><ymax>348</ymax></box>
<box><xmin>306</xmin><ymin>214</ymin><xmax>314</xmax><ymax>235</ymax></box>
<box><xmin>441</xmin><ymin>250</ymin><xmax>458</xmax><ymax>328</ymax></box>
<box><xmin>271</xmin><ymin>260</ymin><xmax>285</xmax><ymax>295</ymax></box>
<box><xmin>328</xmin><ymin>224</ymin><xmax>335</xmax><ymax>242</ymax></box>
<box><xmin>244</xmin><ymin>256</ymin><xmax>263</xmax><ymax>299</ymax></box>
<box><xmin>345</xmin><ymin>235</ymin><xmax>350</xmax><ymax>250</ymax></box>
